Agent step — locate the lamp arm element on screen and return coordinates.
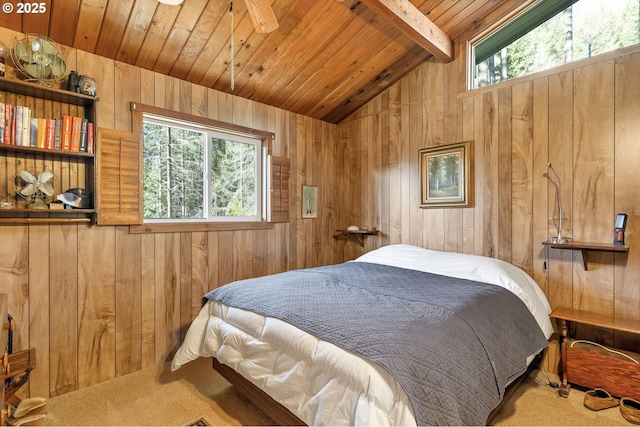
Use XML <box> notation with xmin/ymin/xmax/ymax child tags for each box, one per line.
<box><xmin>547</xmin><ymin>163</ymin><xmax>567</xmax><ymax>242</ymax></box>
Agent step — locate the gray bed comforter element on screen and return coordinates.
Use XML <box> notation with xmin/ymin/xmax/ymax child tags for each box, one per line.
<box><xmin>203</xmin><ymin>261</ymin><xmax>548</xmax><ymax>426</ymax></box>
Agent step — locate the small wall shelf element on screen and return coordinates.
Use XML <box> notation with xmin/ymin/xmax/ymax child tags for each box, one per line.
<box><xmin>542</xmin><ymin>240</ymin><xmax>629</xmax><ymax>270</ymax></box>
<box><xmin>336</xmin><ymin>229</ymin><xmax>379</xmax><ymax>247</ymax></box>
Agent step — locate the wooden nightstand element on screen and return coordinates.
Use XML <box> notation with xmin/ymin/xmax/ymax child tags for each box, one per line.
<box><xmin>550</xmin><ymin>307</ymin><xmax>640</xmax><ymax>399</ymax></box>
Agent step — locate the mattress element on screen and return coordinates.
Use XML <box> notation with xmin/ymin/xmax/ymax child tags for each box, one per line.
<box><xmin>172</xmin><ymin>244</ymin><xmax>553</xmax><ymax>425</ymax></box>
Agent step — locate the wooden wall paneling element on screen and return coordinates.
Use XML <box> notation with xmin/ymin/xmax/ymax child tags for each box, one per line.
<box><xmin>218</xmin><ymin>231</ymin><xmax>234</xmax><ymax>286</ymax></box>
<box><xmin>481</xmin><ymin>91</ymin><xmax>498</xmax><ymax>257</ymax></box>
<box><xmin>443</xmin><ymin>72</ymin><xmax>464</xmax><ymax>254</ymax></box>
<box><xmin>154</xmin><ymin>233</ymin><xmax>181</xmax><ymax>364</ymax></box>
<box><xmin>531</xmin><ymin>74</ymin><xmax>554</xmax><ymax>385</ymax></box>
<box><xmin>378</xmin><ymin>93</ymin><xmax>391</xmax><ymax>249</ymax></box>
<box><xmin>387</xmin><ymin>82</ymin><xmax>402</xmax><ymax>245</ymax></box>
<box><xmin>303</xmin><ymin>115</ymin><xmax>317</xmax><ymax>265</ymax></box>
<box><xmin>115</xmin><ymin>61</ymin><xmax>141</xmax><ymax>131</ymax></box>
<box><xmin>613</xmin><ymin>51</ymin><xmax>640</xmax><ymax>352</ymax></box>
<box><xmin>318</xmin><ymin>120</ymin><xmax>336</xmax><ymax>264</ymax></box>
<box><xmin>232</xmin><ymin>96</ymin><xmax>253</xmax><ymax>128</ymax></box>
<box><xmin>137</xmin><ymin>75</ymin><xmax>154</xmax><ymax>363</ymax></box>
<box><xmin>547</xmin><ymin>71</ymin><xmax>574</xmax><ymax>310</ymax></box>
<box><xmin>531</xmin><ymin>77</ymin><xmax>550</xmax><ymax>302</ymax></box>
<box><xmin>253</xmin><ymin>229</ymin><xmax>269</xmax><ymax>279</ymax></box>
<box><xmin>254</xmin><ymin>101</ymin><xmax>272</xmax><ymax>279</ymax></box>
<box><xmin>399</xmin><ymin>77</ymin><xmax>411</xmax><ymax>245</ymax></box>
<box><xmin>217</xmin><ymin>92</ymin><xmax>235</xmax><ymax>124</ymax></box>
<box><xmin>422</xmin><ymin>60</ymin><xmax>446</xmax><ymax>252</ymax></box>
<box><xmin>572</xmin><ymin>60</ymin><xmax>615</xmax><ymax>315</ymax></box>
<box><xmin>269</xmin><ymin>109</ymin><xmax>290</xmax><ymax>274</ymax></box>
<box><xmin>347</xmin><ymin>118</ymin><xmax>362</xmax><ymax>261</ymax></box>
<box><xmin>167</xmin><ymin>76</ymin><xmax>182</xmax><ymax>112</ymax></box>
<box><xmin>77</xmin><ymin>225</ymin><xmax>116</xmax><ymax>388</ymax></box>
<box><xmin>0</xmin><ymin>227</ymin><xmax>28</xmax><ymax>371</ymax></box>
<box><xmin>296</xmin><ymin>115</ymin><xmax>310</xmax><ymax>268</ymax></box>
<box><xmin>407</xmin><ymin>68</ymin><xmax>423</xmax><ymax>247</ymax></box>
<box><xmin>28</xmin><ymin>224</ymin><xmax>50</xmax><ymax>398</ymax></box>
<box><xmin>511</xmin><ymin>82</ymin><xmax>534</xmax><ymax>273</ymax></box>
<box><xmin>333</xmin><ymin>120</ymin><xmax>351</xmax><ymax>261</ymax></box>
<box><xmin>205</xmin><ymin>88</ymin><xmax>220</xmax><ymax>121</ymax></box>
<box><xmin>188</xmin><ymin>232</ymin><xmax>208</xmax><ymax>315</ymax></box>
<box><xmin>461</xmin><ymin>96</ymin><xmax>476</xmax><ymax>255</ymax></box>
<box><xmin>48</xmin><ymin>224</ymin><xmax>78</xmax><ymax>396</ymax></box>
<box><xmin>140</xmin><ymin>233</ymin><xmax>156</xmax><ymax>370</ymax></box>
<box><xmin>140</xmin><ymin>69</ymin><xmax>156</xmax><ymax>106</ymax></box>
<box><xmin>286</xmin><ymin>110</ymin><xmax>297</xmax><ymax>268</ymax></box>
<box><xmin>360</xmin><ymin>115</ymin><xmax>372</xmax><ymax>250</ymax></box>
<box><xmin>77</xmin><ymin>51</ymin><xmax>114</xmax><ymax>130</ymax></box>
<box><xmin>115</xmin><ymin>225</ymin><xmax>142</xmax><ymax>377</ymax></box>
<box><xmin>179</xmin><ymin>233</ymin><xmax>192</xmax><ymax>343</ymax></box>
<box><xmin>312</xmin><ymin>120</ymin><xmax>325</xmax><ymax>262</ymax></box>
<box><xmin>207</xmin><ymin>232</ymin><xmax>219</xmax><ymax>291</ymax></box>
<box><xmin>497</xmin><ymin>87</ymin><xmax>512</xmax><ymax>264</ymax></box>
<box><xmin>179</xmin><ymin>80</ymin><xmax>193</xmax><ymax>118</ymax></box>
<box><xmin>233</xmin><ymin>231</ymin><xmax>255</xmax><ymax>280</ymax></box>
<box><xmin>471</xmin><ymin>94</ymin><xmax>485</xmax><ymax>256</ymax></box>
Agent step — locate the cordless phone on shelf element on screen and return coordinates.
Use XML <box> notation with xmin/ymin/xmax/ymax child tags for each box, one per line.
<box><xmin>614</xmin><ymin>213</ymin><xmax>627</xmax><ymax>245</ymax></box>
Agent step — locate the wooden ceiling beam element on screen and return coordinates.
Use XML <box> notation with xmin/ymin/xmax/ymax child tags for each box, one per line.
<box><xmin>359</xmin><ymin>0</ymin><xmax>453</xmax><ymax>63</ymax></box>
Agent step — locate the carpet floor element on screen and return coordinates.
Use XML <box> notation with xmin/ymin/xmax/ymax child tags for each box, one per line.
<box><xmin>43</xmin><ymin>357</ymin><xmax>634</xmax><ymax>426</ymax></box>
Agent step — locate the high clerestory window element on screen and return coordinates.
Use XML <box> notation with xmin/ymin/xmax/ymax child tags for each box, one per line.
<box><xmin>470</xmin><ymin>0</ymin><xmax>640</xmax><ymax>89</ymax></box>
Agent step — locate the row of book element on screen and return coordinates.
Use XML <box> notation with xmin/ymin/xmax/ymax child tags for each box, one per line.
<box><xmin>0</xmin><ymin>104</ymin><xmax>94</xmax><ymax>153</ymax></box>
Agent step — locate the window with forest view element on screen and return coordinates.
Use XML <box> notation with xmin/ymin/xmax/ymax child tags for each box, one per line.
<box><xmin>143</xmin><ymin>116</ymin><xmax>263</xmax><ymax>222</ymax></box>
<box><xmin>472</xmin><ymin>0</ymin><xmax>640</xmax><ymax>88</ymax></box>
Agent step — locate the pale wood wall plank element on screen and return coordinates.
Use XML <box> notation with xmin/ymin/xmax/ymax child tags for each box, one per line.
<box><xmin>48</xmin><ymin>225</ymin><xmax>78</xmax><ymax>396</ymax></box>
<box><xmin>511</xmin><ymin>82</ymin><xmax>534</xmax><ymax>272</ymax></box>
<box><xmin>77</xmin><ymin>225</ymin><xmax>116</xmax><ymax>388</ymax></box>
<box><xmin>28</xmin><ymin>225</ymin><xmax>50</xmax><ymax>398</ymax></box>
<box><xmin>497</xmin><ymin>87</ymin><xmax>512</xmax><ymax>264</ymax></box>
<box><xmin>115</xmin><ymin>226</ymin><xmax>142</xmax><ymax>376</ymax></box>
<box><xmin>614</xmin><ymin>51</ymin><xmax>640</xmax><ymax>352</ymax></box>
<box><xmin>572</xmin><ymin>60</ymin><xmax>615</xmax><ymax>316</ymax></box>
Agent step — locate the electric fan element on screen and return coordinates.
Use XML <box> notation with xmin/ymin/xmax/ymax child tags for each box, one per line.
<box><xmin>14</xmin><ymin>170</ymin><xmax>56</xmax><ymax>209</ymax></box>
<box><xmin>11</xmin><ymin>34</ymin><xmax>68</xmax><ymax>86</ymax></box>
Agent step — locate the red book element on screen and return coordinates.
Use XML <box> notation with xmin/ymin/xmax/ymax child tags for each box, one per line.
<box><xmin>61</xmin><ymin>115</ymin><xmax>72</xmax><ymax>151</ymax></box>
<box><xmin>4</xmin><ymin>104</ymin><xmax>13</xmax><ymax>145</ymax></box>
<box><xmin>87</xmin><ymin>122</ymin><xmax>94</xmax><ymax>154</ymax></box>
<box><xmin>45</xmin><ymin>118</ymin><xmax>56</xmax><ymax>149</ymax></box>
<box><xmin>70</xmin><ymin>116</ymin><xmax>82</xmax><ymax>152</ymax></box>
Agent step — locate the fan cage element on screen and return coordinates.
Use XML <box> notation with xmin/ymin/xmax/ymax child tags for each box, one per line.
<box><xmin>10</xmin><ymin>34</ymin><xmax>68</xmax><ymax>86</ymax></box>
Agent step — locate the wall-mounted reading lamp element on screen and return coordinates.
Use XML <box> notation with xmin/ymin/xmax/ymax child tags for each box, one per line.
<box><xmin>547</xmin><ymin>163</ymin><xmax>570</xmax><ymax>244</ymax></box>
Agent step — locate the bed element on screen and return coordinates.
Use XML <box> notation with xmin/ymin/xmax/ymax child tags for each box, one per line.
<box><xmin>172</xmin><ymin>244</ymin><xmax>553</xmax><ymax>426</ymax></box>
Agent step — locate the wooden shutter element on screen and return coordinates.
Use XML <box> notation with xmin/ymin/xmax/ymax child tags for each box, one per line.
<box><xmin>269</xmin><ymin>156</ymin><xmax>290</xmax><ymax>223</ymax></box>
<box><xmin>96</xmin><ymin>128</ymin><xmax>142</xmax><ymax>225</ymax></box>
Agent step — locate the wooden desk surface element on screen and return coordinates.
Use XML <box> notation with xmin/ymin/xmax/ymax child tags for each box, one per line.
<box><xmin>551</xmin><ymin>307</ymin><xmax>640</xmax><ymax>335</ymax></box>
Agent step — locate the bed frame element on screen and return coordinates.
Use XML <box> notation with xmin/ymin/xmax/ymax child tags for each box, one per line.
<box><xmin>213</xmin><ymin>352</ymin><xmax>543</xmax><ymax>426</ymax></box>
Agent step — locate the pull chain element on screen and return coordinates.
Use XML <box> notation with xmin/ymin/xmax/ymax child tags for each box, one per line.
<box><xmin>229</xmin><ymin>1</ymin><xmax>235</xmax><ymax>91</ymax></box>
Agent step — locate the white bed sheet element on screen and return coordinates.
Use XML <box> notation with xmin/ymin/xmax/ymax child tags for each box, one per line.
<box><xmin>172</xmin><ymin>244</ymin><xmax>553</xmax><ymax>426</ymax></box>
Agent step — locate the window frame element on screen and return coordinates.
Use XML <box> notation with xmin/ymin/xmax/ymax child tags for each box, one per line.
<box><xmin>464</xmin><ymin>0</ymin><xmax>639</xmax><ymax>90</ymax></box>
<box><xmin>128</xmin><ymin>102</ymin><xmax>278</xmax><ymax>233</ymax></box>
<box><xmin>142</xmin><ymin>115</ymin><xmax>265</xmax><ymax>223</ymax></box>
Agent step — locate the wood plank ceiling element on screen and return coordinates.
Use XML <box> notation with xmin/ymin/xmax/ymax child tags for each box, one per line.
<box><xmin>0</xmin><ymin>0</ymin><xmax>527</xmax><ymax>124</ymax></box>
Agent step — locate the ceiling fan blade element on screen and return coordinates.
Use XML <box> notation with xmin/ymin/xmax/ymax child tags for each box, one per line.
<box><xmin>244</xmin><ymin>0</ymin><xmax>279</xmax><ymax>33</ymax></box>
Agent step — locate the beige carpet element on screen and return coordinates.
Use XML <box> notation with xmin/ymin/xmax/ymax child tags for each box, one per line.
<box><xmin>43</xmin><ymin>357</ymin><xmax>634</xmax><ymax>426</ymax></box>
<box><xmin>45</xmin><ymin>357</ymin><xmax>273</xmax><ymax>426</ymax></box>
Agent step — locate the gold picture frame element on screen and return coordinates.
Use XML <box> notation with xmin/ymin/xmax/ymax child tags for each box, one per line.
<box><xmin>419</xmin><ymin>141</ymin><xmax>473</xmax><ymax>208</ymax></box>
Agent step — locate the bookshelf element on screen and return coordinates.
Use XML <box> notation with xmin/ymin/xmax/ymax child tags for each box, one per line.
<box><xmin>0</xmin><ymin>78</ymin><xmax>98</xmax><ymax>224</ymax></box>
